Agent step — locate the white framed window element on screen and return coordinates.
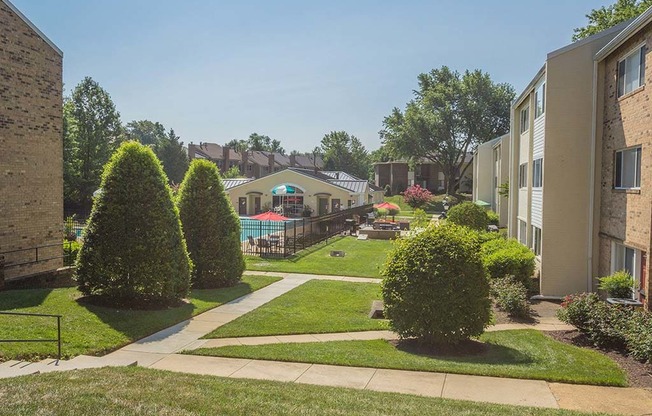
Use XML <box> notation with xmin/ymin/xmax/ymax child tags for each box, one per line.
<box><xmin>535</xmin><ymin>82</ymin><xmax>545</xmax><ymax>118</ymax></box>
<box><xmin>532</xmin><ymin>158</ymin><xmax>543</xmax><ymax>188</ymax></box>
<box><xmin>518</xmin><ymin>163</ymin><xmax>528</xmax><ymax>188</ymax></box>
<box><xmin>618</xmin><ymin>45</ymin><xmax>646</xmax><ymax>97</ymax></box>
<box><xmin>611</xmin><ymin>242</ymin><xmax>643</xmax><ymax>299</ymax></box>
<box><xmin>614</xmin><ymin>146</ymin><xmax>641</xmax><ymax>189</ymax></box>
<box><xmin>520</xmin><ymin>107</ymin><xmax>529</xmax><ymax>133</ymax></box>
<box><xmin>532</xmin><ymin>226</ymin><xmax>542</xmax><ymax>256</ymax></box>
<box><xmin>518</xmin><ymin>220</ymin><xmax>528</xmax><ymax>246</ymax></box>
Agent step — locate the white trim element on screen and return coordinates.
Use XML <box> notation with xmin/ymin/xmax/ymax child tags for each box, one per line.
<box><xmin>596</xmin><ymin>9</ymin><xmax>652</xmax><ymax>61</ymax></box>
<box><xmin>588</xmin><ymin>61</ymin><xmax>598</xmax><ymax>292</ymax></box>
<box><xmin>2</xmin><ymin>0</ymin><xmax>63</xmax><ymax>57</ymax></box>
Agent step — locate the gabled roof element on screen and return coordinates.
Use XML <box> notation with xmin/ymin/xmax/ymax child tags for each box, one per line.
<box><xmin>2</xmin><ymin>0</ymin><xmax>62</xmax><ymax>57</ymax></box>
<box><xmin>223</xmin><ymin>178</ymin><xmax>253</xmax><ymax>190</ymax></box>
<box><xmin>321</xmin><ymin>171</ymin><xmax>362</xmax><ymax>181</ymax></box>
<box><xmin>191</xmin><ymin>143</ymin><xmax>242</xmax><ymax>161</ymax></box>
<box><xmin>294</xmin><ymin>154</ymin><xmax>324</xmax><ymax>169</ymax></box>
<box><xmin>595</xmin><ymin>7</ymin><xmax>652</xmax><ymax>61</ymax></box>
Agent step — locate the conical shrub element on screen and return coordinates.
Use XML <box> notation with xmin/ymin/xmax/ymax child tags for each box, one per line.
<box><xmin>177</xmin><ymin>159</ymin><xmax>244</xmax><ymax>288</ymax></box>
<box><xmin>76</xmin><ymin>141</ymin><xmax>191</xmax><ymax>306</ymax></box>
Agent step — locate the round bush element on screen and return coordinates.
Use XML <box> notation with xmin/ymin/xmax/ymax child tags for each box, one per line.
<box><xmin>446</xmin><ymin>202</ymin><xmax>488</xmax><ymax>231</ymax></box>
<box><xmin>481</xmin><ymin>238</ymin><xmax>535</xmax><ymax>286</ymax></box>
<box><xmin>381</xmin><ymin>224</ymin><xmax>491</xmax><ymax>346</ymax></box>
<box><xmin>76</xmin><ymin>141</ymin><xmax>192</xmax><ymax>306</ymax></box>
<box><xmin>487</xmin><ymin>210</ymin><xmax>500</xmax><ymax>226</ymax></box>
<box><xmin>490</xmin><ymin>276</ymin><xmax>529</xmax><ymax>317</ymax></box>
<box><xmin>598</xmin><ymin>270</ymin><xmax>634</xmax><ymax>298</ymax></box>
<box><xmin>177</xmin><ymin>159</ymin><xmax>244</xmax><ymax>288</ymax></box>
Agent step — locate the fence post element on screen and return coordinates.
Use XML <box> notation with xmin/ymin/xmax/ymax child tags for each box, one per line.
<box><xmin>57</xmin><ymin>316</ymin><xmax>61</xmax><ymax>361</ymax></box>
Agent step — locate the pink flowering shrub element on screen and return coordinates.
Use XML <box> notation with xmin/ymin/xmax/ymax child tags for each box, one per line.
<box><xmin>402</xmin><ymin>185</ymin><xmax>432</xmax><ymax>209</ymax></box>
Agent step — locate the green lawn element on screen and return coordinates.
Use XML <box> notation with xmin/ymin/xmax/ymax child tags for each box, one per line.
<box><xmin>0</xmin><ymin>275</ymin><xmax>281</xmax><ymax>361</ymax></box>
<box><xmin>190</xmin><ymin>330</ymin><xmax>627</xmax><ymax>387</ymax></box>
<box><xmin>203</xmin><ymin>279</ymin><xmax>388</xmax><ymax>338</ymax></box>
<box><xmin>0</xmin><ymin>367</ymin><xmax>602</xmax><ymax>416</ymax></box>
<box><xmin>245</xmin><ymin>236</ymin><xmax>393</xmax><ymax>278</ymax></box>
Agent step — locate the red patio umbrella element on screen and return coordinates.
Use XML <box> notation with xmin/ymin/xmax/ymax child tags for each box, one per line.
<box><xmin>250</xmin><ymin>211</ymin><xmax>289</xmax><ymax>221</ymax></box>
<box><xmin>373</xmin><ymin>201</ymin><xmax>400</xmax><ymax>210</ymax></box>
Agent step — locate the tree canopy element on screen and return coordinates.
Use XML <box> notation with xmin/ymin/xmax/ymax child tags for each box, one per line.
<box><xmin>226</xmin><ymin>133</ymin><xmax>285</xmax><ymax>154</ymax></box>
<box><xmin>381</xmin><ymin>66</ymin><xmax>514</xmax><ymax>193</ymax></box>
<box><xmin>573</xmin><ymin>0</ymin><xmax>652</xmax><ymax>41</ymax></box>
<box><xmin>155</xmin><ymin>128</ymin><xmax>189</xmax><ymax>184</ymax></box>
<box><xmin>319</xmin><ymin>131</ymin><xmax>370</xmax><ymax>180</ymax></box>
<box><xmin>125</xmin><ymin>120</ymin><xmax>166</xmax><ymax>146</ymax></box>
<box><xmin>63</xmin><ymin>77</ymin><xmax>123</xmax><ymax>212</ymax></box>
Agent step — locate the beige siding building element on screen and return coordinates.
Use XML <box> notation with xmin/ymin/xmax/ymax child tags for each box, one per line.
<box><xmin>593</xmin><ymin>11</ymin><xmax>652</xmax><ymax>308</ymax></box>
<box><xmin>225</xmin><ymin>168</ymin><xmax>383</xmax><ymax>217</ymax></box>
<box><xmin>0</xmin><ymin>0</ymin><xmax>63</xmax><ymax>281</ymax></box>
<box><xmin>508</xmin><ymin>24</ymin><xmax>626</xmax><ymax>298</ymax></box>
<box><xmin>472</xmin><ymin>134</ymin><xmax>510</xmax><ymax>226</ymax></box>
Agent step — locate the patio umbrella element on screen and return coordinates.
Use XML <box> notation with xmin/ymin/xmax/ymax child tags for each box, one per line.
<box><xmin>251</xmin><ymin>211</ymin><xmax>289</xmax><ymax>221</ymax></box>
<box><xmin>373</xmin><ymin>201</ymin><xmax>400</xmax><ymax>210</ymax></box>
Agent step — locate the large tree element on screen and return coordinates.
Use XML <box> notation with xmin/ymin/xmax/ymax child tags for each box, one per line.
<box><xmin>226</xmin><ymin>133</ymin><xmax>285</xmax><ymax>154</ymax></box>
<box><xmin>319</xmin><ymin>131</ymin><xmax>370</xmax><ymax>180</ymax></box>
<box><xmin>381</xmin><ymin>66</ymin><xmax>514</xmax><ymax>194</ymax></box>
<box><xmin>125</xmin><ymin>120</ymin><xmax>166</xmax><ymax>146</ymax></box>
<box><xmin>63</xmin><ymin>77</ymin><xmax>123</xmax><ymax>212</ymax></box>
<box><xmin>573</xmin><ymin>0</ymin><xmax>652</xmax><ymax>41</ymax></box>
<box><xmin>155</xmin><ymin>128</ymin><xmax>189</xmax><ymax>184</ymax></box>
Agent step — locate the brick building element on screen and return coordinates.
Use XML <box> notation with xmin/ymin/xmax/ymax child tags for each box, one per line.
<box><xmin>0</xmin><ymin>0</ymin><xmax>63</xmax><ymax>281</ymax></box>
<box><xmin>593</xmin><ymin>11</ymin><xmax>652</xmax><ymax>308</ymax></box>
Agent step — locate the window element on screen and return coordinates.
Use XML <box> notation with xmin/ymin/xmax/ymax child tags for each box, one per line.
<box><xmin>520</xmin><ymin>107</ymin><xmax>529</xmax><ymax>133</ymax></box>
<box><xmin>614</xmin><ymin>147</ymin><xmax>641</xmax><ymax>189</ymax></box>
<box><xmin>611</xmin><ymin>242</ymin><xmax>642</xmax><ymax>299</ymax></box>
<box><xmin>532</xmin><ymin>158</ymin><xmax>543</xmax><ymax>188</ymax></box>
<box><xmin>535</xmin><ymin>82</ymin><xmax>545</xmax><ymax>118</ymax></box>
<box><xmin>532</xmin><ymin>226</ymin><xmax>542</xmax><ymax>256</ymax></box>
<box><xmin>518</xmin><ymin>163</ymin><xmax>528</xmax><ymax>188</ymax></box>
<box><xmin>618</xmin><ymin>45</ymin><xmax>646</xmax><ymax>97</ymax></box>
<box><xmin>518</xmin><ymin>220</ymin><xmax>527</xmax><ymax>246</ymax></box>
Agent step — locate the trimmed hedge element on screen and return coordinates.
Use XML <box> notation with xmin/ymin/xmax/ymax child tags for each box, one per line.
<box><xmin>558</xmin><ymin>293</ymin><xmax>652</xmax><ymax>363</ymax></box>
<box><xmin>487</xmin><ymin>210</ymin><xmax>500</xmax><ymax>226</ymax></box>
<box><xmin>490</xmin><ymin>276</ymin><xmax>529</xmax><ymax>318</ymax></box>
<box><xmin>76</xmin><ymin>141</ymin><xmax>192</xmax><ymax>306</ymax></box>
<box><xmin>177</xmin><ymin>159</ymin><xmax>244</xmax><ymax>288</ymax></box>
<box><xmin>598</xmin><ymin>271</ymin><xmax>634</xmax><ymax>299</ymax></box>
<box><xmin>446</xmin><ymin>202</ymin><xmax>488</xmax><ymax>231</ymax></box>
<box><xmin>382</xmin><ymin>224</ymin><xmax>491</xmax><ymax>346</ymax></box>
<box><xmin>480</xmin><ymin>238</ymin><xmax>535</xmax><ymax>286</ymax></box>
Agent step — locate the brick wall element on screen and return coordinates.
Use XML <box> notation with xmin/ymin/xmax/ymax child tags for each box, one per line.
<box><xmin>599</xmin><ymin>22</ymin><xmax>652</xmax><ymax>308</ymax></box>
<box><xmin>0</xmin><ymin>2</ymin><xmax>63</xmax><ymax>280</ymax></box>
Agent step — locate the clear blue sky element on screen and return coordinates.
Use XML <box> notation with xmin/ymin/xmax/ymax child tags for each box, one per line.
<box><xmin>13</xmin><ymin>0</ymin><xmax>610</xmax><ymax>152</ymax></box>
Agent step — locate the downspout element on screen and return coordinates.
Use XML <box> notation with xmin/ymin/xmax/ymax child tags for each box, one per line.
<box><xmin>507</xmin><ymin>102</ymin><xmax>516</xmax><ymax>238</ymax></box>
<box><xmin>587</xmin><ymin>60</ymin><xmax>599</xmax><ymax>293</ymax></box>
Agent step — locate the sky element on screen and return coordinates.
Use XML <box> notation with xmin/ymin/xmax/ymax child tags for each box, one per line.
<box><xmin>12</xmin><ymin>0</ymin><xmax>611</xmax><ymax>152</ymax></box>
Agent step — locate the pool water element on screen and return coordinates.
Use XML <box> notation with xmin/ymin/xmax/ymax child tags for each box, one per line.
<box><xmin>239</xmin><ymin>217</ymin><xmax>300</xmax><ymax>242</ymax></box>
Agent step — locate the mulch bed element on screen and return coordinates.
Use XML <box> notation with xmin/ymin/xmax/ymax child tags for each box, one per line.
<box><xmin>546</xmin><ymin>330</ymin><xmax>652</xmax><ymax>388</ymax></box>
<box><xmin>390</xmin><ymin>338</ymin><xmax>489</xmax><ymax>357</ymax></box>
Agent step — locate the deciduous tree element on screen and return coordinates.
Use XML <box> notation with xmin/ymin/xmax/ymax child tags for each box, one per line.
<box><xmin>573</xmin><ymin>0</ymin><xmax>652</xmax><ymax>41</ymax></box>
<box><xmin>320</xmin><ymin>131</ymin><xmax>370</xmax><ymax>180</ymax></box>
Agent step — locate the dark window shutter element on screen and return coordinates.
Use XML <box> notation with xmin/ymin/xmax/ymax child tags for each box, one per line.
<box><xmin>640</xmin><ymin>46</ymin><xmax>646</xmax><ymax>86</ymax></box>
<box><xmin>615</xmin><ymin>151</ymin><xmax>622</xmax><ymax>188</ymax></box>
<box><xmin>618</xmin><ymin>60</ymin><xmax>626</xmax><ymax>96</ymax></box>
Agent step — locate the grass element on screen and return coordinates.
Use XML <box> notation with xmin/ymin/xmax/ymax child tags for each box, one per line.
<box><xmin>0</xmin><ymin>275</ymin><xmax>281</xmax><ymax>361</ymax></box>
<box><xmin>190</xmin><ymin>330</ymin><xmax>627</xmax><ymax>387</ymax></box>
<box><xmin>245</xmin><ymin>236</ymin><xmax>393</xmax><ymax>278</ymax></box>
<box><xmin>203</xmin><ymin>279</ymin><xmax>388</xmax><ymax>338</ymax></box>
<box><xmin>0</xmin><ymin>367</ymin><xmax>603</xmax><ymax>416</ymax></box>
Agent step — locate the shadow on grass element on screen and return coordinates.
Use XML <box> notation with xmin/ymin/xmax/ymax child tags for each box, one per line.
<box><xmin>0</xmin><ymin>288</ymin><xmax>53</xmax><ymax>310</ymax></box>
<box><xmin>394</xmin><ymin>339</ymin><xmax>534</xmax><ymax>366</ymax></box>
<box><xmin>247</xmin><ymin>238</ymin><xmax>341</xmax><ymax>265</ymax></box>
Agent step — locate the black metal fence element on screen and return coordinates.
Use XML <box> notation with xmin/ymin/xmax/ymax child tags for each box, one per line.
<box><xmin>241</xmin><ymin>204</ymin><xmax>373</xmax><ymax>258</ymax></box>
<box><xmin>0</xmin><ymin>311</ymin><xmax>62</xmax><ymax>360</ymax></box>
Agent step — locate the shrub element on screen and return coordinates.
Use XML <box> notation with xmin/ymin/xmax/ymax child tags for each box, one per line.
<box><xmin>446</xmin><ymin>202</ymin><xmax>488</xmax><ymax>231</ymax></box>
<box><xmin>76</xmin><ymin>141</ymin><xmax>191</xmax><ymax>306</ymax></box>
<box><xmin>402</xmin><ymin>184</ymin><xmax>432</xmax><ymax>209</ymax></box>
<box><xmin>480</xmin><ymin>238</ymin><xmax>535</xmax><ymax>285</ymax></box>
<box><xmin>63</xmin><ymin>240</ymin><xmax>81</xmax><ymax>267</ymax></box>
<box><xmin>384</xmin><ymin>184</ymin><xmax>392</xmax><ymax>196</ymax></box>
<box><xmin>624</xmin><ymin>310</ymin><xmax>652</xmax><ymax>363</ymax></box>
<box><xmin>598</xmin><ymin>271</ymin><xmax>634</xmax><ymax>298</ymax></box>
<box><xmin>411</xmin><ymin>208</ymin><xmax>430</xmax><ymax>228</ymax></box>
<box><xmin>490</xmin><ymin>277</ymin><xmax>529</xmax><ymax>317</ymax></box>
<box><xmin>487</xmin><ymin>210</ymin><xmax>500</xmax><ymax>226</ymax></box>
<box><xmin>381</xmin><ymin>224</ymin><xmax>491</xmax><ymax>346</ymax></box>
<box><xmin>177</xmin><ymin>159</ymin><xmax>244</xmax><ymax>288</ymax></box>
<box><xmin>557</xmin><ymin>293</ymin><xmax>601</xmax><ymax>331</ymax></box>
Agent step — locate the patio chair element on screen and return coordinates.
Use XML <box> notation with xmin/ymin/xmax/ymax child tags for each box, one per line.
<box><xmin>247</xmin><ymin>236</ymin><xmax>256</xmax><ymax>253</ymax></box>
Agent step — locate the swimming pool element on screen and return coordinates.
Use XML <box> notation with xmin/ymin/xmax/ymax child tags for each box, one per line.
<box><xmin>239</xmin><ymin>217</ymin><xmax>300</xmax><ymax>242</ymax></box>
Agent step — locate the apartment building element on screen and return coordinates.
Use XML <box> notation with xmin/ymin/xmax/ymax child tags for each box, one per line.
<box><xmin>0</xmin><ymin>0</ymin><xmax>63</xmax><ymax>280</ymax></box>
<box><xmin>592</xmin><ymin>10</ymin><xmax>652</xmax><ymax>308</ymax></box>
<box><xmin>188</xmin><ymin>142</ymin><xmax>323</xmax><ymax>178</ymax></box>
<box><xmin>472</xmin><ymin>134</ymin><xmax>510</xmax><ymax>226</ymax></box>
<box><xmin>508</xmin><ymin>23</ymin><xmax>627</xmax><ymax>298</ymax></box>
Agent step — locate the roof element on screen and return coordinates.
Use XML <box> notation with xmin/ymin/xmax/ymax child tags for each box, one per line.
<box><xmin>321</xmin><ymin>171</ymin><xmax>362</xmax><ymax>181</ymax></box>
<box><xmin>223</xmin><ymin>178</ymin><xmax>253</xmax><ymax>190</ymax></box>
<box><xmin>329</xmin><ymin>180</ymin><xmax>368</xmax><ymax>194</ymax></box>
<box><xmin>2</xmin><ymin>0</ymin><xmax>63</xmax><ymax>57</ymax></box>
<box><xmin>595</xmin><ymin>8</ymin><xmax>652</xmax><ymax>61</ymax></box>
<box><xmin>190</xmin><ymin>143</ymin><xmax>243</xmax><ymax>161</ymax></box>
<box><xmin>293</xmin><ymin>154</ymin><xmax>324</xmax><ymax>169</ymax></box>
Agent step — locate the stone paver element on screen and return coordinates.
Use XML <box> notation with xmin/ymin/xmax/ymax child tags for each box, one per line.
<box><xmin>442</xmin><ymin>373</ymin><xmax>559</xmax><ymax>408</ymax></box>
<box><xmin>549</xmin><ymin>383</ymin><xmax>652</xmax><ymax>416</ymax></box>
